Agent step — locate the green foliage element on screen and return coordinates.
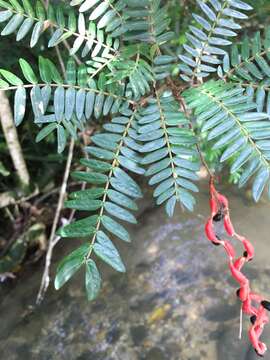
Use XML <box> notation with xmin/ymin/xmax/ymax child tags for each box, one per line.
<box><xmin>1</xmin><ymin>0</ymin><xmax>269</xmax><ymax>301</ymax></box>
<box><xmin>122</xmin><ymin>0</ymin><xmax>174</xmax><ymax>45</ymax></box>
<box><xmin>138</xmin><ymin>90</ymin><xmax>200</xmax><ymax>216</ymax></box>
<box><xmin>0</xmin><ymin>0</ymin><xmax>119</xmax><ymax>58</ymax></box>
<box><xmin>56</xmin><ymin>107</ymin><xmax>143</xmax><ymax>296</ymax></box>
<box><xmin>179</xmin><ymin>0</ymin><xmax>252</xmax><ymax>81</ymax></box>
<box><xmin>0</xmin><ymin>57</ymin><xmax>128</xmax><ymax>152</ymax></box>
<box><xmin>218</xmin><ymin>28</ymin><xmax>270</xmax><ymax>114</ymax></box>
<box><xmin>183</xmin><ymin>81</ymin><xmax>270</xmax><ymax>202</ymax></box>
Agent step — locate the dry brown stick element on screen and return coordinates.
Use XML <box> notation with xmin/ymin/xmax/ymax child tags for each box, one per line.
<box><xmin>0</xmin><ymin>90</ymin><xmax>30</xmax><ymax>190</ymax></box>
<box><xmin>36</xmin><ymin>137</ymin><xmax>75</xmax><ymax>305</ymax></box>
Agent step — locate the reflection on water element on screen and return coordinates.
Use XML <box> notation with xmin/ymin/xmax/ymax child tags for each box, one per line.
<box><xmin>0</xmin><ymin>182</ymin><xmax>270</xmax><ymax>360</ymax></box>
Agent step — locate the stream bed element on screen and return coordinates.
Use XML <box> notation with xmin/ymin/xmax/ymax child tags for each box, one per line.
<box><xmin>0</xmin><ymin>183</ymin><xmax>270</xmax><ymax>360</ymax></box>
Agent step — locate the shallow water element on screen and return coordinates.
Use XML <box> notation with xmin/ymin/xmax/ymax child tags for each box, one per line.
<box><xmin>1</xmin><ymin>182</ymin><xmax>270</xmax><ymax>360</ymax></box>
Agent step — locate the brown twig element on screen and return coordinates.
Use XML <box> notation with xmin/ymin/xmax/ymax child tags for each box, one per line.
<box><xmin>36</xmin><ymin>137</ymin><xmax>75</xmax><ymax>305</ymax></box>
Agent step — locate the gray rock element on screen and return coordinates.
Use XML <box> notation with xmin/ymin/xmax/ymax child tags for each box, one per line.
<box><xmin>217</xmin><ymin>322</ymin><xmax>249</xmax><ymax>360</ymax></box>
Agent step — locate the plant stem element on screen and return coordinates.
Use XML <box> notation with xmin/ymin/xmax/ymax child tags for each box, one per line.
<box><xmin>36</xmin><ymin>137</ymin><xmax>75</xmax><ymax>305</ymax></box>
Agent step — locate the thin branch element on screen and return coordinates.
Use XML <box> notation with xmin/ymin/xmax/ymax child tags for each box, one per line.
<box><xmin>36</xmin><ymin>137</ymin><xmax>75</xmax><ymax>305</ymax></box>
<box><xmin>54</xmin><ymin>43</ymin><xmax>66</xmax><ymax>76</ymax></box>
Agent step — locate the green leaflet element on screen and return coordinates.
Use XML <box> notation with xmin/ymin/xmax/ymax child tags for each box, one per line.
<box><xmin>65</xmin><ymin>199</ymin><xmax>103</xmax><ymax>211</ymax></box>
<box><xmin>19</xmin><ymin>58</ymin><xmax>37</xmax><ymax>84</ymax></box>
<box><xmin>14</xmin><ymin>86</ymin><xmax>26</xmax><ymax>126</ymax></box>
<box><xmin>35</xmin><ymin>123</ymin><xmax>57</xmax><ymax>142</ymax></box>
<box><xmin>57</xmin><ymin>216</ymin><xmax>98</xmax><ymax>238</ymax></box>
<box><xmin>39</xmin><ymin>56</ymin><xmax>52</xmax><ymax>83</ymax></box>
<box><xmin>101</xmin><ymin>215</ymin><xmax>130</xmax><ymax>242</ymax></box>
<box><xmin>71</xmin><ymin>171</ymin><xmax>108</xmax><ymax>184</ymax></box>
<box><xmin>54</xmin><ymin>244</ymin><xmax>88</xmax><ymax>290</ymax></box>
<box><xmin>94</xmin><ymin>231</ymin><xmax>126</xmax><ymax>272</ymax></box>
<box><xmin>69</xmin><ymin>188</ymin><xmax>105</xmax><ymax>200</ymax></box>
<box><xmin>85</xmin><ymin>259</ymin><xmax>101</xmax><ymax>301</ymax></box>
<box><xmin>104</xmin><ymin>201</ymin><xmax>137</xmax><ymax>224</ymax></box>
<box><xmin>57</xmin><ymin>124</ymin><xmax>66</xmax><ymax>154</ymax></box>
<box><xmin>107</xmin><ymin>189</ymin><xmax>138</xmax><ymax>210</ymax></box>
<box><xmin>0</xmin><ymin>69</ymin><xmax>23</xmax><ymax>85</ymax></box>
<box><xmin>80</xmin><ymin>158</ymin><xmax>111</xmax><ymax>172</ymax></box>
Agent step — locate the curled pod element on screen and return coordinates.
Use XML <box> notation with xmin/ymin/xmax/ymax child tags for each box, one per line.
<box><xmin>234</xmin><ymin>257</ymin><xmax>246</xmax><ymax>271</ymax></box>
<box><xmin>217</xmin><ymin>193</ymin><xmax>229</xmax><ymax>209</ymax></box>
<box><xmin>229</xmin><ymin>261</ymin><xmax>248</xmax><ymax>285</ymax></box>
<box><xmin>205</xmin><ymin>218</ymin><xmax>220</xmax><ymax>244</ymax></box>
<box><xmin>242</xmin><ymin>298</ymin><xmax>257</xmax><ymax>316</ymax></box>
<box><xmin>223</xmin><ymin>241</ymin><xmax>236</xmax><ymax>259</ymax></box>
<box><xmin>239</xmin><ymin>283</ymin><xmax>250</xmax><ymax>302</ymax></box>
<box><xmin>224</xmin><ymin>214</ymin><xmax>235</xmax><ymax>236</ymax></box>
<box><xmin>242</xmin><ymin>238</ymin><xmax>254</xmax><ymax>261</ymax></box>
<box><xmin>209</xmin><ymin>197</ymin><xmax>218</xmax><ymax>216</ymax></box>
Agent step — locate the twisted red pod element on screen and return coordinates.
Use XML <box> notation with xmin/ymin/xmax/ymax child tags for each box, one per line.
<box><xmin>234</xmin><ymin>257</ymin><xmax>246</xmax><ymax>271</ymax></box>
<box><xmin>205</xmin><ymin>180</ymin><xmax>269</xmax><ymax>357</ymax></box>
<box><xmin>224</xmin><ymin>214</ymin><xmax>235</xmax><ymax>236</ymax></box>
<box><xmin>205</xmin><ymin>217</ymin><xmax>221</xmax><ymax>244</ymax></box>
<box><xmin>216</xmin><ymin>193</ymin><xmax>229</xmax><ymax>209</ymax></box>
<box><xmin>229</xmin><ymin>260</ymin><xmax>248</xmax><ymax>285</ymax></box>
<box><xmin>209</xmin><ymin>198</ymin><xmax>218</xmax><ymax>216</ymax></box>
<box><xmin>236</xmin><ymin>235</ymin><xmax>254</xmax><ymax>261</ymax></box>
<box><xmin>239</xmin><ymin>283</ymin><xmax>250</xmax><ymax>302</ymax></box>
<box><xmin>223</xmin><ymin>241</ymin><xmax>236</xmax><ymax>259</ymax></box>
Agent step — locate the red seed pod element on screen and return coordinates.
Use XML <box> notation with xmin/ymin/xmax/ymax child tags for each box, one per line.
<box><xmin>217</xmin><ymin>193</ymin><xmax>229</xmax><ymax>209</ymax></box>
<box><xmin>242</xmin><ymin>238</ymin><xmax>254</xmax><ymax>261</ymax></box>
<box><xmin>242</xmin><ymin>298</ymin><xmax>257</xmax><ymax>316</ymax></box>
<box><xmin>209</xmin><ymin>198</ymin><xmax>218</xmax><ymax>215</ymax></box>
<box><xmin>205</xmin><ymin>218</ymin><xmax>220</xmax><ymax>243</ymax></box>
<box><xmin>250</xmin><ymin>292</ymin><xmax>264</xmax><ymax>304</ymax></box>
<box><xmin>224</xmin><ymin>214</ymin><xmax>235</xmax><ymax>236</ymax></box>
<box><xmin>239</xmin><ymin>283</ymin><xmax>250</xmax><ymax>302</ymax></box>
<box><xmin>249</xmin><ymin>326</ymin><xmax>267</xmax><ymax>357</ymax></box>
<box><xmin>223</xmin><ymin>241</ymin><xmax>236</xmax><ymax>259</ymax></box>
<box><xmin>234</xmin><ymin>257</ymin><xmax>246</xmax><ymax>271</ymax></box>
<box><xmin>256</xmin><ymin>305</ymin><xmax>269</xmax><ymax>325</ymax></box>
<box><xmin>229</xmin><ymin>261</ymin><xmax>248</xmax><ymax>285</ymax></box>
<box><xmin>209</xmin><ymin>181</ymin><xmax>216</xmax><ymax>197</ymax></box>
